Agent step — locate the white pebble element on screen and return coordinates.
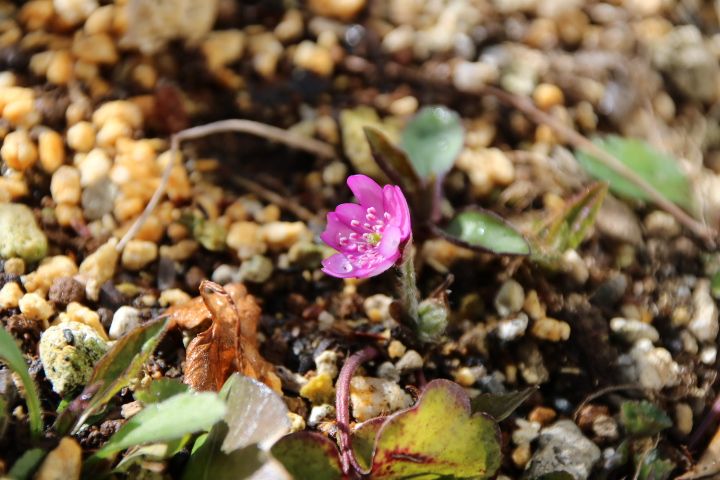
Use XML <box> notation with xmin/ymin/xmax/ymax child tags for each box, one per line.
<box><xmin>109</xmin><ymin>306</ymin><xmax>141</xmax><ymax>339</ymax></box>
<box><xmin>497</xmin><ymin>312</ymin><xmax>529</xmax><ymax>341</ymax></box>
<box><xmin>395</xmin><ymin>350</ymin><xmax>423</xmax><ymax>373</ymax></box>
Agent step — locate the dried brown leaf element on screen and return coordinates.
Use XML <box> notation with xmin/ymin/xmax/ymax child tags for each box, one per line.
<box><xmin>183</xmin><ymin>281</ymin><xmax>280</xmax><ymax>393</ymax></box>
<box><xmin>167</xmin><ymin>283</ymin><xmax>253</xmax><ymax>331</ymax></box>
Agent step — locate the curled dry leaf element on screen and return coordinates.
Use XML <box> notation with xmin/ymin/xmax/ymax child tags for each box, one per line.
<box><xmin>183</xmin><ymin>281</ymin><xmax>280</xmax><ymax>393</ymax></box>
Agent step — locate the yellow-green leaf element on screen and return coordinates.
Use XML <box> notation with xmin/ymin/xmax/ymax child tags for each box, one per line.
<box><xmin>370</xmin><ymin>379</ymin><xmax>501</xmax><ymax>479</ymax></box>
<box><xmin>271</xmin><ymin>431</ymin><xmax>343</xmax><ymax>480</ymax></box>
<box><xmin>0</xmin><ymin>328</ymin><xmax>42</xmax><ymax>440</ymax></box>
<box><xmin>440</xmin><ymin>209</ymin><xmax>530</xmax><ymax>255</ymax></box>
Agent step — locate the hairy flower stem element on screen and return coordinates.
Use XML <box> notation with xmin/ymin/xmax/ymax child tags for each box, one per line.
<box><xmin>397</xmin><ymin>239</ymin><xmax>420</xmax><ymax>325</ymax></box>
<box><xmin>690</xmin><ymin>391</ymin><xmax>720</xmax><ymax>449</ymax></box>
<box><xmin>336</xmin><ymin>346</ymin><xmax>379</xmax><ymax>478</ymax></box>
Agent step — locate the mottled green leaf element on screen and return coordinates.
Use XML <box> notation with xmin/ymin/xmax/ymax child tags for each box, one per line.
<box><xmin>401</xmin><ymin>106</ymin><xmax>464</xmax><ymax>179</ymax></box>
<box><xmin>471</xmin><ymin>388</ymin><xmax>536</xmax><ymax>421</ymax></box>
<box><xmin>94</xmin><ymin>392</ymin><xmax>226</xmax><ymax>459</ymax></box>
<box><xmin>134</xmin><ymin>378</ymin><xmax>188</xmax><ymax>404</ymax></box>
<box><xmin>532</xmin><ymin>182</ymin><xmax>608</xmax><ymax>260</ymax></box>
<box><xmin>271</xmin><ymin>431</ymin><xmax>343</xmax><ymax>480</ymax></box>
<box><xmin>636</xmin><ymin>449</ymin><xmax>675</xmax><ymax>480</ymax></box>
<box><xmin>576</xmin><ymin>136</ymin><xmax>694</xmax><ymax>212</ymax></box>
<box><xmin>364</xmin><ymin>126</ymin><xmax>421</xmax><ymax>191</ymax></box>
<box><xmin>370</xmin><ymin>379</ymin><xmax>501</xmax><ymax>479</ymax></box>
<box><xmin>7</xmin><ymin>448</ymin><xmax>46</xmax><ymax>480</ymax></box>
<box><xmin>0</xmin><ymin>328</ymin><xmax>42</xmax><ymax>439</ymax></box>
<box><xmin>440</xmin><ymin>209</ymin><xmax>530</xmax><ymax>255</ymax></box>
<box><xmin>54</xmin><ymin>317</ymin><xmax>171</xmax><ymax>435</ymax></box>
<box><xmin>620</xmin><ymin>401</ymin><xmax>672</xmax><ymax>437</ymax></box>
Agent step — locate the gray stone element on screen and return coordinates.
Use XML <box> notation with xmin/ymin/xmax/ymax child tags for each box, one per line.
<box><xmin>39</xmin><ymin>321</ymin><xmax>108</xmax><ymax>395</ymax></box>
<box><xmin>689</xmin><ymin>279</ymin><xmax>719</xmax><ymax>343</ymax></box>
<box><xmin>238</xmin><ymin>255</ymin><xmax>273</xmax><ymax>283</ymax></box>
<box><xmin>0</xmin><ymin>203</ymin><xmax>48</xmax><ymax>263</ymax></box>
<box><xmin>609</xmin><ymin>317</ymin><xmax>660</xmax><ymax>343</ymax></box>
<box><xmin>81</xmin><ymin>178</ymin><xmax>117</xmax><ymax>221</ymax></box>
<box><xmin>526</xmin><ymin>420</ymin><xmax>601</xmax><ymax>480</ymax></box>
<box><xmin>494</xmin><ymin>279</ymin><xmax>525</xmax><ymax>317</ymax></box>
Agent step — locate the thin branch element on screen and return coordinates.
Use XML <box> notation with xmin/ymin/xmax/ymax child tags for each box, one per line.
<box><xmin>481</xmin><ymin>85</ymin><xmax>717</xmax><ymax>246</ymax></box>
<box><xmin>117</xmin><ymin>119</ymin><xmax>336</xmax><ymax>251</ymax></box>
<box><xmin>343</xmin><ymin>57</ymin><xmax>717</xmax><ymax>247</ymax></box>
<box><xmin>336</xmin><ymin>346</ymin><xmax>379</xmax><ymax>478</ymax></box>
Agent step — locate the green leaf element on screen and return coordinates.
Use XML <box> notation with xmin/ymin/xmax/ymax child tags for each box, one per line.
<box><xmin>134</xmin><ymin>378</ymin><xmax>188</xmax><ymax>404</ymax></box>
<box><xmin>219</xmin><ymin>374</ymin><xmax>290</xmax><ymax>453</ymax></box>
<box><xmin>620</xmin><ymin>401</ymin><xmax>672</xmax><ymax>437</ymax></box>
<box><xmin>7</xmin><ymin>448</ymin><xmax>46</xmax><ymax>480</ymax></box>
<box><xmin>440</xmin><ymin>209</ymin><xmax>530</xmax><ymax>255</ymax></box>
<box><xmin>352</xmin><ymin>417</ymin><xmax>384</xmax><ymax>471</ymax></box>
<box><xmin>364</xmin><ymin>126</ymin><xmax>421</xmax><ymax>191</ymax></box>
<box><xmin>271</xmin><ymin>431</ymin><xmax>343</xmax><ymax>480</ymax></box>
<box><xmin>401</xmin><ymin>106</ymin><xmax>464</xmax><ymax>180</ymax></box>
<box><xmin>54</xmin><ymin>316</ymin><xmax>171</xmax><ymax>436</ymax></box>
<box><xmin>471</xmin><ymin>388</ymin><xmax>536</xmax><ymax>421</ymax></box>
<box><xmin>531</xmin><ymin>182</ymin><xmax>608</xmax><ymax>261</ymax></box>
<box><xmin>94</xmin><ymin>392</ymin><xmax>226</xmax><ymax>459</ymax></box>
<box><xmin>576</xmin><ymin>136</ymin><xmax>694</xmax><ymax>212</ymax></box>
<box><xmin>0</xmin><ymin>328</ymin><xmax>42</xmax><ymax>440</ymax></box>
<box><xmin>636</xmin><ymin>449</ymin><xmax>675</xmax><ymax>480</ymax></box>
<box><xmin>370</xmin><ymin>379</ymin><xmax>501</xmax><ymax>479</ymax></box>
<box><xmin>182</xmin><ymin>374</ymin><xmax>290</xmax><ymax>480</ymax></box>
<box><xmin>711</xmin><ymin>270</ymin><xmax>720</xmax><ymax>299</ymax></box>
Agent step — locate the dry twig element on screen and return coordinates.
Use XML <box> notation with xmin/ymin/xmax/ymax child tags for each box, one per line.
<box><xmin>117</xmin><ymin>119</ymin><xmax>335</xmax><ymax>251</ymax></box>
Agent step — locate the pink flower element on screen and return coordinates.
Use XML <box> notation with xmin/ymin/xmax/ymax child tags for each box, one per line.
<box><xmin>321</xmin><ymin>174</ymin><xmax>411</xmax><ymax>278</ymax></box>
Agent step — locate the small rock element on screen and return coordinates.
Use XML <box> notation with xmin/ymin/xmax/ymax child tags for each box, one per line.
<box><xmin>58</xmin><ymin>302</ymin><xmax>108</xmax><ymax>340</ymax></box>
<box><xmin>526</xmin><ymin>420</ymin><xmax>601</xmax><ymax>480</ymax></box>
<box><xmin>644</xmin><ymin>211</ymin><xmax>681</xmax><ymax>238</ymax></box>
<box><xmin>315</xmin><ymin>351</ymin><xmax>339</xmax><ymax>379</ymax></box>
<box><xmin>18</xmin><ymin>293</ymin><xmax>54</xmax><ymax>322</ymax></box>
<box><xmin>561</xmin><ymin>250</ymin><xmax>589</xmax><ymax>284</ymax></box>
<box><xmin>675</xmin><ymin>403</ymin><xmax>693</xmax><ymax>436</ymax></box>
<box><xmin>518</xmin><ymin>342</ymin><xmax>549</xmax><ymax>385</ymax></box>
<box><xmin>387</xmin><ymin>340</ymin><xmax>406</xmax><ymax>359</ymax></box>
<box><xmin>350</xmin><ymin>376</ymin><xmax>412</xmax><ymax>422</ymax></box>
<box><xmin>226</xmin><ymin>221</ymin><xmax>266</xmax><ymax>260</ymax></box>
<box><xmin>35</xmin><ymin>437</ymin><xmax>82</xmax><ymax>480</ymax></box>
<box><xmin>308</xmin><ymin>0</ymin><xmax>366</xmax><ymax>20</ymax></box>
<box><xmin>700</xmin><ymin>346</ymin><xmax>717</xmax><ymax>365</ymax></box>
<box><xmin>211</xmin><ymin>264</ymin><xmax>240</xmax><ymax>284</ymax></box>
<box><xmin>78</xmin><ymin>238</ymin><xmax>119</xmax><ymax>301</ymax></box>
<box><xmin>364</xmin><ymin>294</ymin><xmax>393</xmax><ymax>323</ymax></box>
<box><xmin>308</xmin><ymin>404</ymin><xmax>335</xmax><ymax>427</ymax></box>
<box><xmin>629</xmin><ymin>339</ymin><xmax>681</xmax><ymax>390</ymax></box>
<box><xmin>238</xmin><ymin>255</ymin><xmax>273</xmax><ymax>283</ymax></box>
<box><xmin>512</xmin><ymin>443</ymin><xmax>532</xmax><ymax>469</ymax></box>
<box><xmin>48</xmin><ymin>277</ymin><xmax>85</xmax><ymax>308</ymax></box>
<box><xmin>158</xmin><ymin>289</ymin><xmax>191</xmax><ymax>307</ymax></box>
<box><xmin>689</xmin><ymin>279</ymin><xmax>718</xmax><ymax>343</ymax></box>
<box><xmin>293</xmin><ymin>41</ymin><xmax>334</xmax><ymax>76</ymax></box>
<box><xmin>81</xmin><ymin>178</ymin><xmax>117</xmax><ymax>221</ymax></box>
<box><xmin>39</xmin><ymin>321</ymin><xmax>108</xmax><ymax>395</ymax></box>
<box><xmin>531</xmin><ymin>317</ymin><xmax>571</xmax><ymax>342</ymax></box>
<box><xmin>0</xmin><ymin>203</ymin><xmax>48</xmax><ymax>263</ymax></box>
<box><xmin>452</xmin><ymin>366</ymin><xmax>485</xmax><ymax>387</ymax></box>
<box><xmin>121</xmin><ymin>240</ymin><xmax>158</xmax><ymax>271</ymax></box>
<box><xmin>453</xmin><ymin>61</ymin><xmax>499</xmax><ymax>93</ymax></box>
<box><xmin>395</xmin><ymin>350</ymin><xmax>423</xmax><ymax>373</ymax></box>
<box><xmin>0</xmin><ymin>282</ymin><xmax>23</xmax><ymax>309</ymax></box>
<box><xmin>109</xmin><ymin>306</ymin><xmax>141</xmax><ymax>339</ymax></box>
<box><xmin>609</xmin><ymin>317</ymin><xmax>660</xmax><ymax>343</ymax></box>
<box><xmin>528</xmin><ymin>406</ymin><xmax>557</xmax><ymax>426</ymax></box>
<box><xmin>497</xmin><ymin>312</ymin><xmax>529</xmax><ymax>341</ymax></box>
<box><xmin>22</xmin><ymin>256</ymin><xmax>78</xmax><ymax>296</ymax></box>
<box><xmin>377</xmin><ymin>362</ymin><xmax>401</xmax><ymax>382</ymax></box>
<box><xmin>261</xmin><ymin>222</ymin><xmax>309</xmax><ymax>251</ymax></box>
<box><xmin>591</xmin><ymin>415</ymin><xmax>619</xmax><ymax>440</ymax></box>
<box><xmin>512</xmin><ymin>418</ymin><xmax>541</xmax><ymax>445</ymax></box>
<box><xmin>495</xmin><ymin>279</ymin><xmax>525</xmax><ymax>317</ymax></box>
<box><xmin>300</xmin><ymin>373</ymin><xmax>335</xmax><ymax>405</ymax></box>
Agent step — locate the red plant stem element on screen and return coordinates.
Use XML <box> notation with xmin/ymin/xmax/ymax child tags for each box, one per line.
<box><xmin>690</xmin><ymin>391</ymin><xmax>720</xmax><ymax>449</ymax></box>
<box><xmin>336</xmin><ymin>346</ymin><xmax>379</xmax><ymax>478</ymax></box>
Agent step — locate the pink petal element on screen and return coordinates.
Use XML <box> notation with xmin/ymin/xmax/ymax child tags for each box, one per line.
<box><xmin>347</xmin><ymin>174</ymin><xmax>383</xmax><ymax>211</ymax></box>
<box><xmin>321</xmin><ymin>253</ymin><xmax>358</xmax><ymax>278</ymax></box>
<box><xmin>393</xmin><ymin>186</ymin><xmax>412</xmax><ymax>240</ymax></box>
<box><xmin>334</xmin><ymin>203</ymin><xmax>366</xmax><ymax>232</ymax></box>
<box><xmin>378</xmin><ymin>224</ymin><xmax>402</xmax><ymax>259</ymax></box>
<box><xmin>320</xmin><ymin>213</ymin><xmax>356</xmax><ymax>251</ymax></box>
<box><xmin>361</xmin><ymin>252</ymin><xmax>401</xmax><ymax>278</ymax></box>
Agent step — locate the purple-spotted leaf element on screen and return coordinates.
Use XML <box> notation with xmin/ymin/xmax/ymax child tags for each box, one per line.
<box><xmin>531</xmin><ymin>182</ymin><xmax>608</xmax><ymax>262</ymax></box>
<box><xmin>401</xmin><ymin>106</ymin><xmax>464</xmax><ymax>180</ymax></box>
<box><xmin>54</xmin><ymin>316</ymin><xmax>171</xmax><ymax>435</ymax></box>
<box><xmin>369</xmin><ymin>379</ymin><xmax>501</xmax><ymax>479</ymax></box>
<box><xmin>271</xmin><ymin>432</ymin><xmax>343</xmax><ymax>480</ymax></box>
<box><xmin>438</xmin><ymin>208</ymin><xmax>530</xmax><ymax>255</ymax></box>
<box><xmin>471</xmin><ymin>388</ymin><xmax>536</xmax><ymax>421</ymax></box>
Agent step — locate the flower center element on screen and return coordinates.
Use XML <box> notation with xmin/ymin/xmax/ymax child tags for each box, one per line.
<box><xmin>366</xmin><ymin>232</ymin><xmax>381</xmax><ymax>245</ymax></box>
